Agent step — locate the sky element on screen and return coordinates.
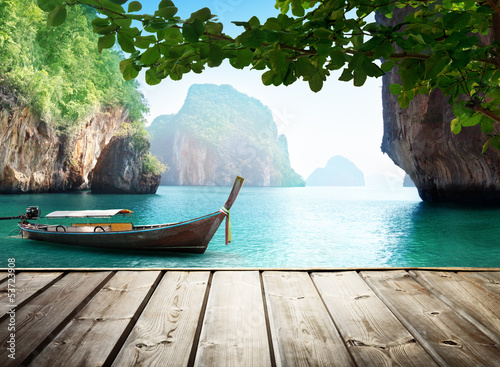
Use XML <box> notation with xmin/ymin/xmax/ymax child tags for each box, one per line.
<box><xmin>137</xmin><ymin>0</ymin><xmax>406</xmax><ymax>186</ymax></box>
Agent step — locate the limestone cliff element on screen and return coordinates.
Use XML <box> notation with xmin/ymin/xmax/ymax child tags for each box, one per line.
<box><xmin>377</xmin><ymin>9</ymin><xmax>500</xmax><ymax>204</ymax></box>
<box><xmin>148</xmin><ymin>84</ymin><xmax>304</xmax><ymax>187</ymax></box>
<box><xmin>91</xmin><ymin>136</ymin><xmax>160</xmax><ymax>194</ymax></box>
<box><xmin>0</xmin><ymin>100</ymin><xmax>127</xmax><ymax>193</ymax></box>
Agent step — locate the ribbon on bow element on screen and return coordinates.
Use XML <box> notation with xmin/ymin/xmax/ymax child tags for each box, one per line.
<box><xmin>219</xmin><ymin>206</ymin><xmax>231</xmax><ymax>245</ymax></box>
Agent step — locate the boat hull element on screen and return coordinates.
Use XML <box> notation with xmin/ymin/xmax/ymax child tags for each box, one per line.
<box><xmin>19</xmin><ymin>212</ymin><xmax>225</xmax><ymax>254</ymax></box>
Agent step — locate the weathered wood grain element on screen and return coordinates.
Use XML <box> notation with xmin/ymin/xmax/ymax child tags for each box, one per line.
<box><xmin>0</xmin><ymin>271</ymin><xmax>112</xmax><ymax>367</ymax></box>
<box><xmin>29</xmin><ymin>271</ymin><xmax>161</xmax><ymax>367</ymax></box>
<box><xmin>362</xmin><ymin>270</ymin><xmax>500</xmax><ymax>366</ymax></box>
<box><xmin>0</xmin><ymin>272</ymin><xmax>64</xmax><ymax>319</ymax></box>
<box><xmin>194</xmin><ymin>271</ymin><xmax>271</xmax><ymax>367</ymax></box>
<box><xmin>312</xmin><ymin>271</ymin><xmax>438</xmax><ymax>367</ymax></box>
<box><xmin>411</xmin><ymin>270</ymin><xmax>500</xmax><ymax>345</ymax></box>
<box><xmin>112</xmin><ymin>271</ymin><xmax>210</xmax><ymax>367</ymax></box>
<box><xmin>0</xmin><ymin>273</ymin><xmax>8</xmax><ymax>284</ymax></box>
<box><xmin>459</xmin><ymin>271</ymin><xmax>500</xmax><ymax>294</ymax></box>
<box><xmin>263</xmin><ymin>271</ymin><xmax>354</xmax><ymax>367</ymax></box>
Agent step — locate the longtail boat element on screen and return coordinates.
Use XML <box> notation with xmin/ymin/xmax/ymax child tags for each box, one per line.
<box><xmin>16</xmin><ymin>176</ymin><xmax>244</xmax><ymax>254</ymax></box>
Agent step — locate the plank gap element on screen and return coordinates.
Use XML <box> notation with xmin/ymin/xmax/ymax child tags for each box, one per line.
<box><xmin>309</xmin><ymin>272</ymin><xmax>358</xmax><ymax>366</ymax></box>
<box><xmin>20</xmin><ymin>271</ymin><xmax>116</xmax><ymax>367</ymax></box>
<box><xmin>186</xmin><ymin>271</ymin><xmax>214</xmax><ymax>367</ymax></box>
<box><xmin>0</xmin><ymin>272</ymin><xmax>65</xmax><ymax>322</ymax></box>
<box><xmin>102</xmin><ymin>271</ymin><xmax>165</xmax><ymax>367</ymax></box>
<box><xmin>260</xmin><ymin>270</ymin><xmax>277</xmax><ymax>367</ymax></box>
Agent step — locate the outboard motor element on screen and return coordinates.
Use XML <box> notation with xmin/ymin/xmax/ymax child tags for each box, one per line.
<box><xmin>25</xmin><ymin>206</ymin><xmax>40</xmax><ymax>219</ymax></box>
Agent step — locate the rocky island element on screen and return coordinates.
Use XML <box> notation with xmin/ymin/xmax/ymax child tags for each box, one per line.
<box><xmin>306</xmin><ymin>156</ymin><xmax>364</xmax><ymax>186</ymax></box>
<box><xmin>148</xmin><ymin>84</ymin><xmax>304</xmax><ymax>187</ymax></box>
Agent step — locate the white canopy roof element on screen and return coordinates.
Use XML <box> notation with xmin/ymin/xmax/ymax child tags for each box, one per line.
<box><xmin>45</xmin><ymin>209</ymin><xmax>132</xmax><ymax>218</ymax></box>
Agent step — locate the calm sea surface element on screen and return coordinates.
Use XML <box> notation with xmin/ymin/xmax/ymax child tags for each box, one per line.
<box><xmin>1</xmin><ymin>186</ymin><xmax>499</xmax><ymax>268</ymax></box>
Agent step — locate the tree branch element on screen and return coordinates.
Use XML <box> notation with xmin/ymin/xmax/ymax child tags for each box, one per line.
<box><xmin>473</xmin><ymin>105</ymin><xmax>500</xmax><ymax>124</ymax></box>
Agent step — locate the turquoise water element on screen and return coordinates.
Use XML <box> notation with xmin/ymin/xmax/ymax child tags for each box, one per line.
<box><xmin>0</xmin><ymin>186</ymin><xmax>499</xmax><ymax>268</ymax></box>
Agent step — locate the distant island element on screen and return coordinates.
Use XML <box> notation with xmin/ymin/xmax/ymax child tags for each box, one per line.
<box><xmin>148</xmin><ymin>84</ymin><xmax>304</xmax><ymax>187</ymax></box>
<box><xmin>306</xmin><ymin>156</ymin><xmax>364</xmax><ymax>186</ymax></box>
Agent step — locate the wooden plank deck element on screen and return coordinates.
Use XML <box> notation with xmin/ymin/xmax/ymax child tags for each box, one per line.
<box><xmin>0</xmin><ymin>269</ymin><xmax>499</xmax><ymax>367</ymax></box>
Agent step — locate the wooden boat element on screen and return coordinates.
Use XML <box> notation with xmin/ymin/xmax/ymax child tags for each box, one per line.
<box><xmin>18</xmin><ymin>176</ymin><xmax>244</xmax><ymax>254</ymax></box>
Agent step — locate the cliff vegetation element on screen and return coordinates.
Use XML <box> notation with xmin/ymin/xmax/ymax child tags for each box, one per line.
<box><xmin>0</xmin><ymin>0</ymin><xmax>163</xmax><ymax>192</ymax></box>
<box><xmin>0</xmin><ymin>0</ymin><xmax>147</xmax><ymax>131</ymax></box>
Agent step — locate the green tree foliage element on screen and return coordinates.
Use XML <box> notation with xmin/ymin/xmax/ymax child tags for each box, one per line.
<box><xmin>0</xmin><ymin>0</ymin><xmax>147</xmax><ymax>131</ymax></box>
<box><xmin>37</xmin><ymin>0</ymin><xmax>499</xmax><ymax>149</ymax></box>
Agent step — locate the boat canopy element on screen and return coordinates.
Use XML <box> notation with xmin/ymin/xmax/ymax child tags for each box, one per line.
<box><xmin>45</xmin><ymin>209</ymin><xmax>133</xmax><ymax>219</ymax></box>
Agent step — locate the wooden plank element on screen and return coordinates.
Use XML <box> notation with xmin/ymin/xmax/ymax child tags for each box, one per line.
<box><xmin>29</xmin><ymin>271</ymin><xmax>161</xmax><ymax>367</ymax></box>
<box><xmin>0</xmin><ymin>272</ymin><xmax>64</xmax><ymax>319</ymax></box>
<box><xmin>194</xmin><ymin>271</ymin><xmax>271</xmax><ymax>367</ymax></box>
<box><xmin>112</xmin><ymin>271</ymin><xmax>210</xmax><ymax>367</ymax></box>
<box><xmin>312</xmin><ymin>271</ymin><xmax>438</xmax><ymax>367</ymax></box>
<box><xmin>411</xmin><ymin>270</ymin><xmax>500</xmax><ymax>344</ymax></box>
<box><xmin>362</xmin><ymin>270</ymin><xmax>500</xmax><ymax>366</ymax></box>
<box><xmin>263</xmin><ymin>271</ymin><xmax>354</xmax><ymax>367</ymax></box>
<box><xmin>459</xmin><ymin>271</ymin><xmax>500</xmax><ymax>294</ymax></box>
<box><xmin>0</xmin><ymin>271</ymin><xmax>112</xmax><ymax>367</ymax></box>
<box><xmin>0</xmin><ymin>273</ymin><xmax>8</xmax><ymax>284</ymax></box>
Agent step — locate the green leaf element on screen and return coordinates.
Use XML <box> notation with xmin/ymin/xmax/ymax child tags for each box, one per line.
<box><xmin>381</xmin><ymin>59</ymin><xmax>396</xmax><ymax>72</ymax></box>
<box><xmin>140</xmin><ymin>46</ymin><xmax>160</xmax><ymax>65</ymax></box>
<box><xmin>92</xmin><ymin>18</ymin><xmax>110</xmax><ymax>27</ymax></box>
<box><xmin>208</xmin><ymin>44</ymin><xmax>224</xmax><ymax>67</ymax></box>
<box><xmin>99</xmin><ymin>0</ymin><xmax>125</xmax><ymax>15</ymax></box>
<box><xmin>117</xmin><ymin>32</ymin><xmax>136</xmax><ymax>53</ymax></box>
<box><xmin>262</xmin><ymin>70</ymin><xmax>274</xmax><ymax>85</ymax></box>
<box><xmin>189</xmin><ymin>7</ymin><xmax>212</xmax><ymax>22</ymax></box>
<box><xmin>450</xmin><ymin>118</ymin><xmax>462</xmax><ymax>134</ymax></box>
<box><xmin>37</xmin><ymin>0</ymin><xmax>63</xmax><ymax>12</ymax></box>
<box><xmin>191</xmin><ymin>61</ymin><xmax>204</xmax><ymax>73</ymax></box>
<box><xmin>362</xmin><ymin>59</ymin><xmax>384</xmax><ymax>77</ymax></box>
<box><xmin>358</xmin><ymin>36</ymin><xmax>383</xmax><ymax>52</ymax></box>
<box><xmin>109</xmin><ymin>0</ymin><xmax>127</xmax><ymax>4</ymax></box>
<box><xmin>389</xmin><ymin>83</ymin><xmax>402</xmax><ymax>95</ymax></box>
<box><xmin>460</xmin><ymin>112</ymin><xmax>482</xmax><ymax>127</ymax></box>
<box><xmin>98</xmin><ymin>33</ymin><xmax>116</xmax><ymax>53</ymax></box>
<box><xmin>47</xmin><ymin>4</ymin><xmax>66</xmax><ymax>27</ymax></box>
<box><xmin>114</xmin><ymin>18</ymin><xmax>132</xmax><ymax>28</ymax></box>
<box><xmin>338</xmin><ymin>68</ymin><xmax>353</xmax><ymax>82</ymax></box>
<box><xmin>162</xmin><ymin>27</ymin><xmax>183</xmax><ymax>44</ymax></box>
<box><xmin>230</xmin><ymin>48</ymin><xmax>254</xmax><ymax>69</ymax></box>
<box><xmin>158</xmin><ymin>0</ymin><xmax>175</xmax><ymax>8</ymax></box>
<box><xmin>443</xmin><ymin>11</ymin><xmax>471</xmax><ymax>29</ymax></box>
<box><xmin>424</xmin><ymin>54</ymin><xmax>450</xmax><ymax>79</ymax></box>
<box><xmin>182</xmin><ymin>19</ymin><xmax>204</xmax><ymax>43</ymax></box>
<box><xmin>481</xmin><ymin>140</ymin><xmax>489</xmax><ymax>155</ymax></box>
<box><xmin>145</xmin><ymin>67</ymin><xmax>162</xmax><ymax>85</ymax></box>
<box><xmin>294</xmin><ymin>57</ymin><xmax>314</xmax><ymax>77</ymax></box>
<box><xmin>119</xmin><ymin>58</ymin><xmax>139</xmax><ymax>80</ymax></box>
<box><xmin>373</xmin><ymin>40</ymin><xmax>395</xmax><ymax>59</ymax></box>
<box><xmin>206</xmin><ymin>21</ymin><xmax>223</xmax><ymax>35</ymax></box>
<box><xmin>353</xmin><ymin>69</ymin><xmax>367</xmax><ymax>87</ymax></box>
<box><xmin>291</xmin><ymin>0</ymin><xmax>305</xmax><ymax>17</ymax></box>
<box><xmin>135</xmin><ymin>35</ymin><xmax>157</xmax><ymax>49</ymax></box>
<box><xmin>128</xmin><ymin>1</ymin><xmax>142</xmax><ymax>12</ymax></box>
<box><xmin>490</xmin><ymin>136</ymin><xmax>500</xmax><ymax>151</ymax></box>
<box><xmin>309</xmin><ymin>73</ymin><xmax>323</xmax><ymax>92</ymax></box>
<box><xmin>480</xmin><ymin>115</ymin><xmax>494</xmax><ymax>134</ymax></box>
<box><xmin>238</xmin><ymin>29</ymin><xmax>266</xmax><ymax>49</ymax></box>
<box><xmin>155</xmin><ymin>6</ymin><xmax>178</xmax><ymax>18</ymax></box>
